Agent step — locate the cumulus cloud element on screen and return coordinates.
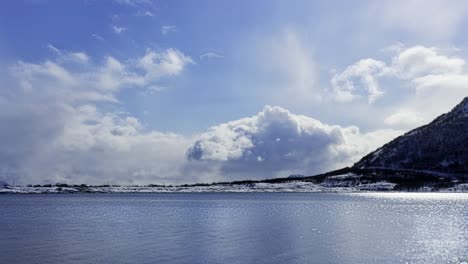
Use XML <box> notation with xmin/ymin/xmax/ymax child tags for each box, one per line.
<box><xmin>331</xmin><ymin>58</ymin><xmax>388</xmax><ymax>103</ymax></box>
<box><xmin>332</xmin><ymin>45</ymin><xmax>468</xmax><ymax>104</ymax></box>
<box><xmin>391</xmin><ymin>46</ymin><xmax>465</xmax><ymax>79</ymax></box>
<box><xmin>138</xmin><ymin>48</ymin><xmax>194</xmax><ymax>79</ymax></box>
<box><xmin>332</xmin><ymin>45</ymin><xmax>468</xmax><ymax>131</ymax></box>
<box><xmin>10</xmin><ymin>47</ymin><xmax>192</xmax><ymax>105</ymax></box>
<box><xmin>187</xmin><ymin>105</ymin><xmax>401</xmax><ymax>180</ymax></box>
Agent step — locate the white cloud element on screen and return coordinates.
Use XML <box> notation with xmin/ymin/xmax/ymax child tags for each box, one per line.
<box><xmin>13</xmin><ymin>47</ymin><xmax>192</xmax><ymax>102</ymax></box>
<box><xmin>161</xmin><ymin>25</ymin><xmax>177</xmax><ymax>35</ymax></box>
<box><xmin>143</xmin><ymin>85</ymin><xmax>165</xmax><ymax>95</ymax></box>
<box><xmin>277</xmin><ymin>32</ymin><xmax>318</xmax><ymax>102</ymax></box>
<box><xmin>17</xmin><ymin>47</ymin><xmax>192</xmax><ymax>97</ymax></box>
<box><xmin>392</xmin><ymin>46</ymin><xmax>465</xmax><ymax>79</ymax></box>
<box><xmin>230</xmin><ymin>30</ymin><xmax>320</xmax><ymax>108</ymax></box>
<box><xmin>115</xmin><ymin>0</ymin><xmax>151</xmax><ymax>6</ymax></box>
<box><xmin>18</xmin><ymin>104</ymin><xmax>193</xmax><ymax>185</ymax></box>
<box><xmin>412</xmin><ymin>74</ymin><xmax>468</xmax><ymax>92</ymax></box>
<box><xmin>334</xmin><ymin>45</ymin><xmax>468</xmax><ymax>130</ymax></box>
<box><xmin>187</xmin><ymin>105</ymin><xmax>401</xmax><ymax>179</ymax></box>
<box><xmin>92</xmin><ymin>33</ymin><xmax>105</xmax><ymax>41</ymax></box>
<box><xmin>47</xmin><ymin>108</ymin><xmax>192</xmax><ymax>184</ymax></box>
<box><xmin>112</xmin><ymin>25</ymin><xmax>127</xmax><ymax>34</ymax></box>
<box><xmin>331</xmin><ymin>45</ymin><xmax>468</xmax><ymax>105</ymax></box>
<box><xmin>115</xmin><ymin>0</ymin><xmax>155</xmax><ymax>18</ymax></box>
<box><xmin>200</xmin><ymin>52</ymin><xmax>224</xmax><ymax>60</ymax></box>
<box><xmin>11</xmin><ymin>47</ymin><xmax>191</xmax><ymax>104</ymax></box>
<box><xmin>137</xmin><ymin>48</ymin><xmax>194</xmax><ymax>80</ymax></box>
<box><xmin>47</xmin><ymin>44</ymin><xmax>90</xmax><ymax>64</ymax></box>
<box><xmin>384</xmin><ymin>111</ymin><xmax>425</xmax><ymax>129</ymax></box>
<box><xmin>331</xmin><ymin>58</ymin><xmax>388</xmax><ymax>103</ymax></box>
<box><xmin>134</xmin><ymin>10</ymin><xmax>154</xmax><ymax>17</ymax></box>
<box><xmin>254</xmin><ymin>31</ymin><xmax>319</xmax><ymax>104</ymax></box>
<box><xmin>141</xmin><ymin>11</ymin><xmax>154</xmax><ymax>17</ymax></box>
<box><xmin>380</xmin><ymin>42</ymin><xmax>405</xmax><ymax>53</ymax></box>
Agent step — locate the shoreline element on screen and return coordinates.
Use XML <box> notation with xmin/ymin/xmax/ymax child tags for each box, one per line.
<box><xmin>2</xmin><ymin>183</ymin><xmax>467</xmax><ymax>194</ymax></box>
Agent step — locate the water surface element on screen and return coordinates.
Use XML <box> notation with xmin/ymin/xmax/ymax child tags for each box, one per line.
<box><xmin>0</xmin><ymin>193</ymin><xmax>467</xmax><ymax>264</ymax></box>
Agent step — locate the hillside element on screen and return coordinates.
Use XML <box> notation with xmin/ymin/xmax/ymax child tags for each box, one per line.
<box><xmin>355</xmin><ymin>97</ymin><xmax>468</xmax><ymax>174</ymax></box>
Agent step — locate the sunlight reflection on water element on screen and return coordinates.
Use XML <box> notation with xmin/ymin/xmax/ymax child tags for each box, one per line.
<box><xmin>0</xmin><ymin>193</ymin><xmax>466</xmax><ymax>264</ymax></box>
<box><xmin>345</xmin><ymin>192</ymin><xmax>468</xmax><ymax>263</ymax></box>
<box><xmin>346</xmin><ymin>192</ymin><xmax>468</xmax><ymax>200</ymax></box>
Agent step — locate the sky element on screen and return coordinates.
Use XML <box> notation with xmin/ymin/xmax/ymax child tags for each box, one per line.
<box><xmin>1</xmin><ymin>0</ymin><xmax>468</xmax><ymax>185</ymax></box>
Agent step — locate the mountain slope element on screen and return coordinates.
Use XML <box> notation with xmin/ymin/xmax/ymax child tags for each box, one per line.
<box><xmin>354</xmin><ymin>97</ymin><xmax>468</xmax><ymax>174</ymax></box>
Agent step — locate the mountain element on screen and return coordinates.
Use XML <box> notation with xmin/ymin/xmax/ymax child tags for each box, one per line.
<box><xmin>354</xmin><ymin>97</ymin><xmax>468</xmax><ymax>175</ymax></box>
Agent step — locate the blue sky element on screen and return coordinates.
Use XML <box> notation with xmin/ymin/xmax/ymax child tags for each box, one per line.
<box><xmin>2</xmin><ymin>0</ymin><xmax>468</xmax><ymax>184</ymax></box>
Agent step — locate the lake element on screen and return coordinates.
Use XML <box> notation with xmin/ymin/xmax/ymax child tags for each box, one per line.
<box><xmin>0</xmin><ymin>193</ymin><xmax>467</xmax><ymax>264</ymax></box>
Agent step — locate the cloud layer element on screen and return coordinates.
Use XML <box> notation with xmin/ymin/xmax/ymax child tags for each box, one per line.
<box><xmin>367</xmin><ymin>0</ymin><xmax>468</xmax><ymax>42</ymax></box>
<box><xmin>0</xmin><ymin>47</ymin><xmax>194</xmax><ymax>185</ymax></box>
<box><xmin>4</xmin><ymin>44</ymin><xmax>467</xmax><ymax>185</ymax></box>
<box><xmin>0</xmin><ymin>45</ymin><xmax>401</xmax><ymax>185</ymax></box>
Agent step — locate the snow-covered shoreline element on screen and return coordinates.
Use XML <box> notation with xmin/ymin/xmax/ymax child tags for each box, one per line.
<box><xmin>1</xmin><ymin>181</ymin><xmax>467</xmax><ymax>194</ymax></box>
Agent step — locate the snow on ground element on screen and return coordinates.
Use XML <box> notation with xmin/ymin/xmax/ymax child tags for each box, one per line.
<box><xmin>1</xmin><ymin>181</ymin><xmax>466</xmax><ymax>193</ymax></box>
<box><xmin>0</xmin><ymin>183</ymin><xmax>327</xmax><ymax>194</ymax></box>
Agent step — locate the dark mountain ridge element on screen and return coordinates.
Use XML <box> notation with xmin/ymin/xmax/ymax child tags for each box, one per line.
<box><xmin>354</xmin><ymin>97</ymin><xmax>468</xmax><ymax>174</ymax></box>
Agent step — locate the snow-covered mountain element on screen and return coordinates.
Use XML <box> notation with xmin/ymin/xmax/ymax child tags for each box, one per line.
<box><xmin>354</xmin><ymin>97</ymin><xmax>468</xmax><ymax>175</ymax></box>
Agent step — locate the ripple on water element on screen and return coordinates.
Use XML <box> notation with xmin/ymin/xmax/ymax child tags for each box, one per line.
<box><xmin>0</xmin><ymin>193</ymin><xmax>466</xmax><ymax>264</ymax></box>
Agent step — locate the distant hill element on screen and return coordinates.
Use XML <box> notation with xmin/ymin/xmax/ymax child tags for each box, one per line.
<box><xmin>354</xmin><ymin>97</ymin><xmax>468</xmax><ymax>174</ymax></box>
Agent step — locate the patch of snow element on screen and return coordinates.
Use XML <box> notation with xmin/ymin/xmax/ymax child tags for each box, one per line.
<box><xmin>328</xmin><ymin>173</ymin><xmax>359</xmax><ymax>180</ymax></box>
<box><xmin>369</xmin><ymin>149</ymin><xmax>383</xmax><ymax>163</ymax></box>
<box><xmin>356</xmin><ymin>182</ymin><xmax>397</xmax><ymax>191</ymax></box>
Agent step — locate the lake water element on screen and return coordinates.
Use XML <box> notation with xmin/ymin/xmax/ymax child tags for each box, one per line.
<box><xmin>0</xmin><ymin>193</ymin><xmax>467</xmax><ymax>264</ymax></box>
